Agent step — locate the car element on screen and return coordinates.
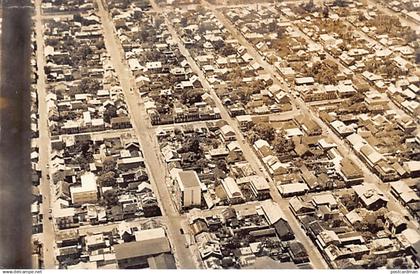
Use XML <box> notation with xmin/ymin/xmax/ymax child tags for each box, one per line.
<box><xmin>180</xmin><ymin>228</ymin><xmax>184</xmax><ymax>234</ymax></box>
<box><xmin>48</xmin><ymin>209</ymin><xmax>52</xmax><ymax>213</ymax></box>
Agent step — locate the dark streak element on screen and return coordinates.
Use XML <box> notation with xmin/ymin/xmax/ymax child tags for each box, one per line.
<box><xmin>0</xmin><ymin>0</ymin><xmax>32</xmax><ymax>268</ymax></box>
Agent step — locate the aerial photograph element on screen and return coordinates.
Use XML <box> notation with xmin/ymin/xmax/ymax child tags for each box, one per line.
<box><xmin>0</xmin><ymin>0</ymin><xmax>419</xmax><ymax>270</ymax></box>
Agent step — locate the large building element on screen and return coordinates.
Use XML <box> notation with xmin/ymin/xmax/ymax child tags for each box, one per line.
<box><xmin>172</xmin><ymin>169</ymin><xmax>203</xmax><ymax>209</ymax></box>
<box><xmin>70</xmin><ymin>172</ymin><xmax>98</xmax><ymax>205</ymax></box>
<box><xmin>352</xmin><ymin>183</ymin><xmax>388</xmax><ymax>211</ymax></box>
<box><xmin>114</xmin><ymin>237</ymin><xmax>171</xmax><ymax>269</ymax></box>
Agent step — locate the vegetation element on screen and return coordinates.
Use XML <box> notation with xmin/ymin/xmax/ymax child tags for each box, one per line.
<box><xmin>97</xmin><ymin>171</ymin><xmax>117</xmax><ymax>187</ymax></box>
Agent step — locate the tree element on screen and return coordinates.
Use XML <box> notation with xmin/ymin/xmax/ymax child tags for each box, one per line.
<box><xmin>322</xmin><ymin>5</ymin><xmax>329</xmax><ymax>18</ymax></box>
<box><xmin>102</xmin><ymin>156</ymin><xmax>116</xmax><ymax>172</ymax></box>
<box><xmin>97</xmin><ymin>171</ymin><xmax>116</xmax><ymax>187</ymax></box>
<box><xmin>367</xmin><ymin>255</ymin><xmax>387</xmax><ymax>268</ymax></box>
<box><xmin>333</xmin><ymin>0</ymin><xmax>346</xmax><ymax>7</ymax></box>
<box><xmin>103</xmin><ymin>189</ymin><xmax>119</xmax><ymax>206</ymax></box>
<box><xmin>52</xmin><ymin>171</ymin><xmax>65</xmax><ymax>183</ymax></box>
<box><xmin>104</xmin><ymin>105</ymin><xmax>118</xmax><ymax>124</ymax></box>
<box><xmin>253</xmin><ymin>123</ymin><xmax>275</xmax><ymax>142</ymax></box>
<box><xmin>189</xmin><ymin>138</ymin><xmax>201</xmax><ymax>154</ymax></box>
<box><xmin>78</xmin><ymin>78</ymin><xmax>101</xmax><ymax>94</ymax></box>
<box><xmin>216</xmin><ymin>160</ymin><xmax>228</xmax><ymax>173</ymax></box>
<box><xmin>196</xmin><ymin>158</ymin><xmax>208</xmax><ymax>170</ymax></box>
<box><xmin>302</xmin><ymin>0</ymin><xmax>316</xmax><ymax>12</ymax></box>
<box><xmin>340</xmin><ymin>194</ymin><xmax>357</xmax><ymax>211</ymax></box>
<box><xmin>272</xmin><ymin>131</ymin><xmax>294</xmax><ymax>154</ymax></box>
<box><xmin>95</xmin><ymin>39</ymin><xmax>105</xmax><ymax>50</ymax></box>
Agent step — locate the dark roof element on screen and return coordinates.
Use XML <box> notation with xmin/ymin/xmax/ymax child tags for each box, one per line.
<box><xmin>308</xmin><ymin>221</ymin><xmax>324</xmax><ymax>235</ymax></box>
<box><xmin>114</xmin><ymin>238</ymin><xmax>170</xmax><ymax>260</ymax></box>
<box><xmin>273</xmin><ymin>219</ymin><xmax>294</xmax><ymax>239</ymax></box>
<box><xmin>249</xmin><ymin>228</ymin><xmax>276</xmax><ymax>238</ymax></box>
<box><xmin>408</xmin><ymin>201</ymin><xmax>420</xmax><ymax>212</ymax></box>
<box><xmin>147</xmin><ymin>253</ymin><xmax>176</xmax><ymax>269</ymax></box>
<box><xmin>288</xmin><ymin>241</ymin><xmax>307</xmax><ymax>257</ymax></box>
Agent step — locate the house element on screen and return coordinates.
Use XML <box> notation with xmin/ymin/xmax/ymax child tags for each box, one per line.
<box><xmin>253</xmin><ymin>139</ymin><xmax>272</xmax><ymax>158</ymax></box>
<box><xmin>190</xmin><ymin>218</ymin><xmax>209</xmax><ymax>236</ymax></box>
<box><xmin>239</xmin><ymin>247</ymin><xmax>256</xmax><ymax>266</ymax></box>
<box><xmin>288</xmin><ymin>241</ymin><xmax>309</xmax><ymax>264</ymax></box>
<box><xmin>324</xmin><ymin>244</ymin><xmax>369</xmax><ymax>263</ymax></box>
<box><xmin>317</xmin><ymin>230</ymin><xmax>341</xmax><ymax>249</ymax></box>
<box><xmin>278</xmin><ymin>183</ymin><xmax>309</xmax><ymax>197</ymax></box>
<box><xmin>134</xmin><ymin>227</ymin><xmax>166</xmax><ymax>243</ymax></box>
<box><xmin>220</xmin><ymin>125</ymin><xmax>236</xmax><ymax>142</ymax></box>
<box><xmin>385</xmin><ymin>211</ymin><xmax>407</xmax><ymax>235</ymax></box>
<box><xmin>111</xmin><ymin>116</ymin><xmax>131</xmax><ymax>129</ymax></box>
<box><xmin>85</xmin><ymin>234</ymin><xmax>106</xmax><ymax>251</ymax></box>
<box><xmin>352</xmin><ymin>183</ymin><xmax>388</xmax><ymax>210</ymax></box>
<box><xmin>147</xmin><ymin>253</ymin><xmax>176</xmax><ymax>269</ymax></box>
<box><xmin>273</xmin><ymin>219</ymin><xmax>294</xmax><ymax>240</ymax></box>
<box><xmin>289</xmin><ymin>197</ymin><xmax>316</xmax><ymax>217</ymax></box>
<box><xmin>345</xmin><ymin>209</ymin><xmax>363</xmax><ymax>225</ymax></box>
<box><xmin>390</xmin><ymin>181</ymin><xmax>419</xmax><ymax>206</ymax></box>
<box><xmin>70</xmin><ymin>172</ymin><xmax>98</xmax><ymax>205</ymax></box>
<box><xmin>300</xmin><ymin>165</ymin><xmax>320</xmax><ymax>191</ymax></box>
<box><xmin>295</xmin><ymin>77</ymin><xmax>315</xmax><ymax>86</ymax></box>
<box><xmin>338</xmin><ymin>158</ymin><xmax>364</xmax><ymax>185</ymax></box>
<box><xmin>236</xmin><ymin>115</ymin><xmax>253</xmax><ymax>129</ymax></box>
<box><xmin>295</xmin><ymin>114</ymin><xmax>322</xmax><ymax>136</ymax></box>
<box><xmin>260</xmin><ymin>200</ymin><xmax>294</xmax><ymax>240</ymax></box>
<box><xmin>222</xmin><ymin>177</ymin><xmax>244</xmax><ymax>204</ymax></box>
<box><xmin>359</xmin><ymin>144</ymin><xmax>384</xmax><ymax>168</ymax></box>
<box><xmin>397</xmin><ymin>229</ymin><xmax>420</xmax><ymax>260</ymax></box>
<box><xmin>117</xmin><ymin>157</ymin><xmax>144</xmax><ymax>171</ymax></box>
<box><xmin>403</xmin><ymin>161</ymin><xmax>420</xmax><ymax>177</ymax></box>
<box><xmin>172</xmin><ymin>169</ymin><xmax>202</xmax><ymax>209</ymax></box>
<box><xmin>311</xmin><ymin>193</ymin><xmax>338</xmax><ymax>209</ymax></box>
<box><xmin>248</xmin><ymin>175</ymin><xmax>270</xmax><ymax>200</ymax></box>
<box><xmin>330</xmin><ymin>120</ymin><xmax>355</xmax><ymax>137</ymax></box>
<box><xmin>114</xmin><ymin>237</ymin><xmax>171</xmax><ymax>269</ymax></box>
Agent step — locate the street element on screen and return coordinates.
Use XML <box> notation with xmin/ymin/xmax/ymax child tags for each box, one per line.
<box><xmin>34</xmin><ymin>0</ymin><xmax>56</xmax><ymax>268</ymax></box>
<box><xmin>95</xmin><ymin>0</ymin><xmax>199</xmax><ymax>268</ymax></box>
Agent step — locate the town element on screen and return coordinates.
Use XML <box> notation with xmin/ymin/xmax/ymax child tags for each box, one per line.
<box><xmin>26</xmin><ymin>0</ymin><xmax>420</xmax><ymax>270</ymax></box>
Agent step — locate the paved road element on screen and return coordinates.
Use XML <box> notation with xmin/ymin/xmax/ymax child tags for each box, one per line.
<box><xmin>34</xmin><ymin>0</ymin><xmax>57</xmax><ymax>268</ymax></box>
<box><xmin>95</xmin><ymin>0</ymin><xmax>198</xmax><ymax>268</ymax></box>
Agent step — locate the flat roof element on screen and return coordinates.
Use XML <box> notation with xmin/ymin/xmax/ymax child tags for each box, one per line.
<box><xmin>134</xmin><ymin>227</ymin><xmax>166</xmax><ymax>242</ymax></box>
<box><xmin>177</xmin><ymin>170</ymin><xmax>201</xmax><ymax>189</ymax></box>
<box><xmin>71</xmin><ymin>172</ymin><xmax>97</xmax><ymax>194</ymax></box>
